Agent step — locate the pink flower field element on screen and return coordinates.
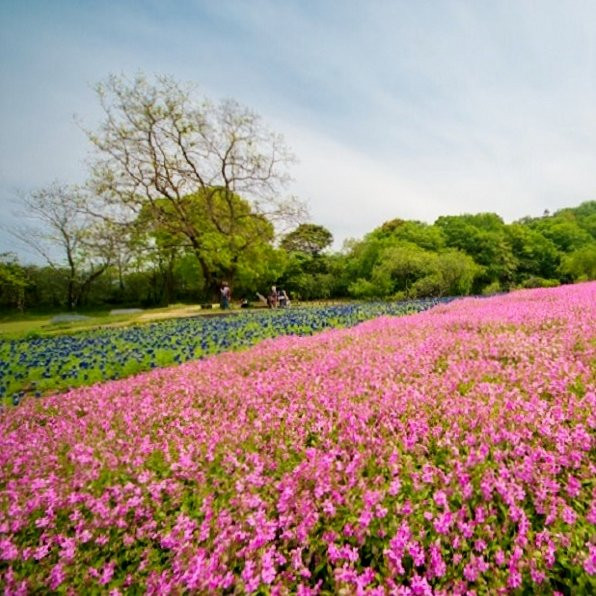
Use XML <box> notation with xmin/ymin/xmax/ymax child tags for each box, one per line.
<box><xmin>1</xmin><ymin>283</ymin><xmax>595</xmax><ymax>594</ymax></box>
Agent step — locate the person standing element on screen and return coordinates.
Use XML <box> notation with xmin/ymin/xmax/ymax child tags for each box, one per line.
<box><xmin>268</xmin><ymin>285</ymin><xmax>278</xmax><ymax>308</ymax></box>
<box><xmin>220</xmin><ymin>281</ymin><xmax>231</xmax><ymax>309</ymax></box>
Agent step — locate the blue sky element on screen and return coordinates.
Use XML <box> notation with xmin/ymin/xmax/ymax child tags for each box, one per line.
<box><xmin>1</xmin><ymin>0</ymin><xmax>596</xmax><ymax>261</ymax></box>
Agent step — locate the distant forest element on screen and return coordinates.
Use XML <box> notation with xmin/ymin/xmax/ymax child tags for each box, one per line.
<box><xmin>1</xmin><ymin>200</ymin><xmax>594</xmax><ymax>312</ymax></box>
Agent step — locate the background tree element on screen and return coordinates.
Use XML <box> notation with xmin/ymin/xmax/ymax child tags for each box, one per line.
<box><xmin>86</xmin><ymin>73</ymin><xmax>306</xmax><ymax>296</ymax></box>
<box><xmin>435</xmin><ymin>213</ymin><xmax>517</xmax><ymax>290</ymax></box>
<box><xmin>365</xmin><ymin>244</ymin><xmax>480</xmax><ymax>299</ymax></box>
<box><xmin>281</xmin><ymin>223</ymin><xmax>333</xmax><ymax>256</ymax></box>
<box><xmin>559</xmin><ymin>244</ymin><xmax>596</xmax><ymax>281</ymax></box>
<box><xmin>523</xmin><ymin>201</ymin><xmax>595</xmax><ymax>252</ymax></box>
<box><xmin>0</xmin><ymin>253</ymin><xmax>28</xmax><ymax>311</ymax></box>
<box><xmin>278</xmin><ymin>223</ymin><xmax>336</xmax><ymax>299</ymax></box>
<box><xmin>369</xmin><ymin>243</ymin><xmax>436</xmax><ymax>297</ymax></box>
<box><xmin>11</xmin><ymin>183</ymin><xmax>116</xmax><ymax>309</ymax></box>
<box><xmin>505</xmin><ymin>224</ymin><xmax>560</xmax><ymax>283</ymax></box>
<box><xmin>369</xmin><ymin>219</ymin><xmax>445</xmax><ymax>251</ymax></box>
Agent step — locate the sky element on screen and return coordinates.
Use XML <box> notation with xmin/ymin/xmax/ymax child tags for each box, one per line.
<box><xmin>1</xmin><ymin>0</ymin><xmax>596</xmax><ymax>261</ymax></box>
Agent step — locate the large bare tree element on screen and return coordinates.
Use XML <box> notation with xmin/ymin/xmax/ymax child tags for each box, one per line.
<box><xmin>85</xmin><ymin>73</ymin><xmax>306</xmax><ymax>293</ymax></box>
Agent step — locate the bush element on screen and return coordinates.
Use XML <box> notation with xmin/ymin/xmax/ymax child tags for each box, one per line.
<box><xmin>347</xmin><ymin>278</ymin><xmax>377</xmax><ymax>299</ymax></box>
<box><xmin>481</xmin><ymin>281</ymin><xmax>502</xmax><ymax>295</ymax></box>
<box><xmin>410</xmin><ymin>274</ymin><xmax>443</xmax><ymax>298</ymax></box>
<box><xmin>520</xmin><ymin>276</ymin><xmax>560</xmax><ymax>289</ymax></box>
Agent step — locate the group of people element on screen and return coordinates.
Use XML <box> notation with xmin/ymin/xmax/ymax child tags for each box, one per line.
<box><xmin>267</xmin><ymin>285</ymin><xmax>290</xmax><ymax>308</ymax></box>
<box><xmin>219</xmin><ymin>282</ymin><xmax>290</xmax><ymax>310</ymax></box>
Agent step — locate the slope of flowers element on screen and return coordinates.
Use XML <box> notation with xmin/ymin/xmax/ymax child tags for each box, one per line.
<box><xmin>0</xmin><ymin>299</ymin><xmax>444</xmax><ymax>401</ymax></box>
<box><xmin>0</xmin><ymin>283</ymin><xmax>594</xmax><ymax>593</ymax></box>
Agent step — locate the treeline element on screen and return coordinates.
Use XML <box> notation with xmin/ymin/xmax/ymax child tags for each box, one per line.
<box><xmin>339</xmin><ymin>201</ymin><xmax>595</xmax><ymax>299</ymax></box>
<box><xmin>1</xmin><ymin>201</ymin><xmax>594</xmax><ymax>312</ymax></box>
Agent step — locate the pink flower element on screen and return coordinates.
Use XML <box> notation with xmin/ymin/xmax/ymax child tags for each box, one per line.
<box><xmin>33</xmin><ymin>544</ymin><xmax>50</xmax><ymax>560</ymax></box>
<box><xmin>409</xmin><ymin>541</ymin><xmax>425</xmax><ymax>567</ymax></box>
<box><xmin>389</xmin><ymin>478</ymin><xmax>402</xmax><ymax>496</ymax></box>
<box><xmin>421</xmin><ymin>465</ymin><xmax>434</xmax><ymax>483</ymax></box>
<box><xmin>508</xmin><ymin>566</ymin><xmax>522</xmax><ymax>589</ymax></box>
<box><xmin>242</xmin><ymin>559</ymin><xmax>260</xmax><ymax>593</ymax></box>
<box><xmin>0</xmin><ymin>283</ymin><xmax>594</xmax><ymax>592</ymax></box>
<box><xmin>584</xmin><ymin>544</ymin><xmax>596</xmax><ymax>575</ymax></box>
<box><xmin>429</xmin><ymin>543</ymin><xmax>446</xmax><ymax>578</ymax></box>
<box><xmin>433</xmin><ymin>490</ymin><xmax>448</xmax><ymax>508</ymax></box>
<box><xmin>562</xmin><ymin>506</ymin><xmax>577</xmax><ymax>525</ymax></box>
<box><xmin>0</xmin><ymin>538</ymin><xmax>18</xmax><ymax>561</ymax></box>
<box><xmin>410</xmin><ymin>573</ymin><xmax>432</xmax><ymax>595</ymax></box>
<box><xmin>463</xmin><ymin>561</ymin><xmax>478</xmax><ymax>582</ymax></box>
<box><xmin>261</xmin><ymin>547</ymin><xmax>277</xmax><ymax>584</ymax></box>
<box><xmin>566</xmin><ymin>476</ymin><xmax>581</xmax><ymax>498</ymax></box>
<box><xmin>587</xmin><ymin>503</ymin><xmax>596</xmax><ymax>525</ymax></box>
<box><xmin>49</xmin><ymin>563</ymin><xmax>66</xmax><ymax>589</ymax></box>
<box><xmin>530</xmin><ymin>565</ymin><xmax>546</xmax><ymax>584</ymax></box>
<box><xmin>433</xmin><ymin>511</ymin><xmax>453</xmax><ymax>535</ymax></box>
<box><xmin>100</xmin><ymin>562</ymin><xmax>115</xmax><ymax>586</ymax></box>
<box><xmin>474</xmin><ymin>539</ymin><xmax>487</xmax><ymax>553</ymax></box>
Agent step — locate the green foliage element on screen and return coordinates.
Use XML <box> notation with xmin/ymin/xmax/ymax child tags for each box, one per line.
<box><xmin>559</xmin><ymin>244</ymin><xmax>596</xmax><ymax>281</ymax></box>
<box><xmin>137</xmin><ymin>188</ymin><xmax>275</xmax><ymax>293</ymax></box>
<box><xmin>369</xmin><ymin>219</ymin><xmax>445</xmax><ymax>251</ymax></box>
<box><xmin>281</xmin><ymin>223</ymin><xmax>333</xmax><ymax>256</ymax></box>
<box><xmin>347</xmin><ymin>278</ymin><xmax>377</xmax><ymax>299</ymax></box>
<box><xmin>435</xmin><ymin>213</ymin><xmax>517</xmax><ymax>285</ymax></box>
<box><xmin>277</xmin><ymin>250</ymin><xmax>348</xmax><ymax>300</ymax></box>
<box><xmin>536</xmin><ymin>219</ymin><xmax>592</xmax><ymax>252</ymax></box>
<box><xmin>506</xmin><ymin>224</ymin><xmax>560</xmax><ymax>281</ymax></box>
<box><xmin>349</xmin><ymin>243</ymin><xmax>481</xmax><ymax>299</ymax></box>
<box><xmin>342</xmin><ymin>237</ymin><xmax>386</xmax><ymax>283</ymax></box>
<box><xmin>432</xmin><ymin>250</ymin><xmax>482</xmax><ymax>296</ymax></box>
<box><xmin>519</xmin><ymin>277</ymin><xmax>561</xmax><ymax>289</ymax></box>
<box><xmin>370</xmin><ymin>243</ymin><xmax>437</xmax><ymax>296</ymax></box>
<box><xmin>0</xmin><ymin>254</ymin><xmax>28</xmax><ymax>311</ymax></box>
<box><xmin>5</xmin><ymin>199</ymin><xmax>595</xmax><ymax>311</ymax></box>
<box><xmin>480</xmin><ymin>281</ymin><xmax>501</xmax><ymax>295</ymax></box>
<box><xmin>524</xmin><ymin>201</ymin><xmax>595</xmax><ymax>251</ymax></box>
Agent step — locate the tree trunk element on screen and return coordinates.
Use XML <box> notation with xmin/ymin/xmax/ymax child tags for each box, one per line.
<box><xmin>192</xmin><ymin>250</ymin><xmax>217</xmax><ymax>302</ymax></box>
<box><xmin>67</xmin><ymin>278</ymin><xmax>76</xmax><ymax>311</ymax></box>
<box><xmin>164</xmin><ymin>258</ymin><xmax>175</xmax><ymax>305</ymax></box>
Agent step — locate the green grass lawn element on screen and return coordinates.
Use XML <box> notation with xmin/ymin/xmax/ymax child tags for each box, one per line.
<box><xmin>0</xmin><ymin>298</ymin><xmax>343</xmax><ymax>339</ymax></box>
<box><xmin>0</xmin><ymin>304</ymin><xmax>215</xmax><ymax>339</ymax></box>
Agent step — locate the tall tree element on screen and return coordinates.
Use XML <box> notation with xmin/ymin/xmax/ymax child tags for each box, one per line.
<box><xmin>86</xmin><ymin>73</ymin><xmax>306</xmax><ymax>295</ymax></box>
